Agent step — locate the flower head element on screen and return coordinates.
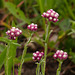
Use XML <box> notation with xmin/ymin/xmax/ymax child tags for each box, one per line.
<box><xmin>53</xmin><ymin>50</ymin><xmax>68</xmax><ymax>60</ymax></box>
<box><xmin>27</xmin><ymin>23</ymin><xmax>37</xmax><ymax>31</ymax></box>
<box><xmin>6</xmin><ymin>27</ymin><xmax>22</xmax><ymax>40</ymax></box>
<box><xmin>32</xmin><ymin>51</ymin><xmax>44</xmax><ymax>61</ymax></box>
<box><xmin>42</xmin><ymin>9</ymin><xmax>59</xmax><ymax>22</ymax></box>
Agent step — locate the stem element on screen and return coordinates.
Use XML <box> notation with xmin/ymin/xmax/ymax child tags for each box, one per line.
<box><xmin>5</xmin><ymin>46</ymin><xmax>9</xmax><ymax>75</ymax></box>
<box><xmin>13</xmin><ymin>59</ymin><xmax>14</xmax><ymax>75</ymax></box>
<box><xmin>36</xmin><ymin>63</ymin><xmax>40</xmax><ymax>75</ymax></box>
<box><xmin>56</xmin><ymin>60</ymin><xmax>63</xmax><ymax>75</ymax></box>
<box><xmin>41</xmin><ymin>61</ymin><xmax>44</xmax><ymax>75</ymax></box>
<box><xmin>43</xmin><ymin>21</ymin><xmax>51</xmax><ymax>75</ymax></box>
<box><xmin>18</xmin><ymin>33</ymin><xmax>34</xmax><ymax>75</ymax></box>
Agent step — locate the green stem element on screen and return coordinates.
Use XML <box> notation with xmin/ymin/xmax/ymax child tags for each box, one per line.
<box><xmin>18</xmin><ymin>33</ymin><xmax>34</xmax><ymax>75</ymax></box>
<box><xmin>43</xmin><ymin>22</ymin><xmax>51</xmax><ymax>75</ymax></box>
<box><xmin>64</xmin><ymin>0</ymin><xmax>75</xmax><ymax>20</ymax></box>
<box><xmin>41</xmin><ymin>61</ymin><xmax>44</xmax><ymax>75</ymax></box>
<box><xmin>6</xmin><ymin>50</ymin><xmax>9</xmax><ymax>75</ymax></box>
<box><xmin>56</xmin><ymin>60</ymin><xmax>63</xmax><ymax>75</ymax></box>
<box><xmin>5</xmin><ymin>44</ymin><xmax>10</xmax><ymax>75</ymax></box>
<box><xmin>36</xmin><ymin>63</ymin><xmax>40</xmax><ymax>75</ymax></box>
<box><xmin>13</xmin><ymin>59</ymin><xmax>14</xmax><ymax>75</ymax></box>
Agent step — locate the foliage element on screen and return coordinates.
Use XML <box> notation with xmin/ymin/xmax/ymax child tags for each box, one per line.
<box><xmin>0</xmin><ymin>0</ymin><xmax>75</xmax><ymax>75</ymax></box>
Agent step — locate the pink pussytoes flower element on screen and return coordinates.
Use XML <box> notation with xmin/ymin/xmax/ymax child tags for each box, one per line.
<box><xmin>42</xmin><ymin>9</ymin><xmax>59</xmax><ymax>22</ymax></box>
<box><xmin>6</xmin><ymin>27</ymin><xmax>22</xmax><ymax>40</ymax></box>
<box><xmin>27</xmin><ymin>23</ymin><xmax>38</xmax><ymax>31</ymax></box>
<box><xmin>53</xmin><ymin>50</ymin><xmax>68</xmax><ymax>60</ymax></box>
<box><xmin>32</xmin><ymin>51</ymin><xmax>44</xmax><ymax>61</ymax></box>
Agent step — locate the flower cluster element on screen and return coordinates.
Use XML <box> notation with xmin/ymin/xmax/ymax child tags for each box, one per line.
<box><xmin>53</xmin><ymin>50</ymin><xmax>68</xmax><ymax>60</ymax></box>
<box><xmin>42</xmin><ymin>9</ymin><xmax>59</xmax><ymax>22</ymax></box>
<box><xmin>6</xmin><ymin>27</ymin><xmax>22</xmax><ymax>40</ymax></box>
<box><xmin>27</xmin><ymin>23</ymin><xmax>37</xmax><ymax>31</ymax></box>
<box><xmin>32</xmin><ymin>51</ymin><xmax>44</xmax><ymax>61</ymax></box>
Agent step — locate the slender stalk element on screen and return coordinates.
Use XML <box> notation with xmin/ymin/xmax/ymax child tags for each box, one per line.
<box><xmin>36</xmin><ymin>63</ymin><xmax>40</xmax><ymax>75</ymax></box>
<box><xmin>13</xmin><ymin>59</ymin><xmax>14</xmax><ymax>75</ymax></box>
<box><xmin>41</xmin><ymin>61</ymin><xmax>44</xmax><ymax>75</ymax></box>
<box><xmin>43</xmin><ymin>22</ymin><xmax>51</xmax><ymax>75</ymax></box>
<box><xmin>56</xmin><ymin>60</ymin><xmax>63</xmax><ymax>75</ymax></box>
<box><xmin>5</xmin><ymin>46</ymin><xmax>9</xmax><ymax>75</ymax></box>
<box><xmin>18</xmin><ymin>33</ymin><xmax>34</xmax><ymax>75</ymax></box>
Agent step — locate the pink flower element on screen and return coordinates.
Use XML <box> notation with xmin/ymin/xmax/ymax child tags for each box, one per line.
<box><xmin>53</xmin><ymin>50</ymin><xmax>68</xmax><ymax>60</ymax></box>
<box><xmin>42</xmin><ymin>9</ymin><xmax>59</xmax><ymax>22</ymax></box>
<box><xmin>32</xmin><ymin>51</ymin><xmax>44</xmax><ymax>61</ymax></box>
<box><xmin>27</xmin><ymin>23</ymin><xmax>38</xmax><ymax>31</ymax></box>
<box><xmin>6</xmin><ymin>27</ymin><xmax>22</xmax><ymax>40</ymax></box>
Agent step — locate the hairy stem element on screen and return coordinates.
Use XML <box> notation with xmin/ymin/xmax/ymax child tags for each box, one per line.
<box><xmin>18</xmin><ymin>33</ymin><xmax>34</xmax><ymax>75</ymax></box>
<box><xmin>43</xmin><ymin>22</ymin><xmax>51</xmax><ymax>75</ymax></box>
<box><xmin>56</xmin><ymin>60</ymin><xmax>63</xmax><ymax>75</ymax></box>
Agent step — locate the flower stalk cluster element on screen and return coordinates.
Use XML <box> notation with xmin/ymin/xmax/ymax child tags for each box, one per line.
<box><xmin>42</xmin><ymin>9</ymin><xmax>59</xmax><ymax>22</ymax></box>
<box><xmin>6</xmin><ymin>27</ymin><xmax>22</xmax><ymax>40</ymax></box>
<box><xmin>32</xmin><ymin>51</ymin><xmax>44</xmax><ymax>61</ymax></box>
<box><xmin>53</xmin><ymin>50</ymin><xmax>68</xmax><ymax>60</ymax></box>
<box><xmin>27</xmin><ymin>23</ymin><xmax>37</xmax><ymax>31</ymax></box>
<box><xmin>53</xmin><ymin>50</ymin><xmax>68</xmax><ymax>75</ymax></box>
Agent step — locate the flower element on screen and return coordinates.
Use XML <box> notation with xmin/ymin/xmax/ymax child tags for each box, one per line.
<box><xmin>6</xmin><ymin>27</ymin><xmax>22</xmax><ymax>40</ymax></box>
<box><xmin>27</xmin><ymin>23</ymin><xmax>37</xmax><ymax>31</ymax></box>
<box><xmin>53</xmin><ymin>50</ymin><xmax>68</xmax><ymax>60</ymax></box>
<box><xmin>32</xmin><ymin>51</ymin><xmax>44</xmax><ymax>61</ymax></box>
<box><xmin>42</xmin><ymin>9</ymin><xmax>59</xmax><ymax>22</ymax></box>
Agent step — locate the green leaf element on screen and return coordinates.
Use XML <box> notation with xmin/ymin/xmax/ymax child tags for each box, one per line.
<box><xmin>14</xmin><ymin>53</ymin><xmax>33</xmax><ymax>64</ymax></box>
<box><xmin>5</xmin><ymin>2</ymin><xmax>30</xmax><ymax>24</ymax></box>
<box><xmin>59</xmin><ymin>19</ymin><xmax>71</xmax><ymax>31</ymax></box>
<box><xmin>33</xmin><ymin>37</ymin><xmax>44</xmax><ymax>47</ymax></box>
<box><xmin>0</xmin><ymin>0</ymin><xmax>4</xmax><ymax>8</ymax></box>
<box><xmin>0</xmin><ymin>44</ymin><xmax>6</xmax><ymax>52</ymax></box>
<box><xmin>0</xmin><ymin>37</ymin><xmax>10</xmax><ymax>43</ymax></box>
<box><xmin>4</xmin><ymin>42</ymin><xmax>18</xmax><ymax>75</ymax></box>
<box><xmin>70</xmin><ymin>52</ymin><xmax>75</xmax><ymax>63</ymax></box>
<box><xmin>0</xmin><ymin>37</ymin><xmax>20</xmax><ymax>75</ymax></box>
<box><xmin>0</xmin><ymin>37</ymin><xmax>21</xmax><ymax>46</ymax></box>
<box><xmin>12</xmin><ymin>21</ymin><xmax>16</xmax><ymax>27</ymax></box>
<box><xmin>0</xmin><ymin>47</ymin><xmax>7</xmax><ymax>69</ymax></box>
<box><xmin>14</xmin><ymin>0</ymin><xmax>22</xmax><ymax>5</ymax></box>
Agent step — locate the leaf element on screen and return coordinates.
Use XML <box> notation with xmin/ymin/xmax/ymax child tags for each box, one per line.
<box><xmin>47</xmin><ymin>52</ymin><xmax>54</xmax><ymax>56</ymax></box>
<box><xmin>70</xmin><ymin>52</ymin><xmax>75</xmax><ymax>63</ymax></box>
<box><xmin>0</xmin><ymin>37</ymin><xmax>21</xmax><ymax>46</ymax></box>
<box><xmin>0</xmin><ymin>37</ymin><xmax>20</xmax><ymax>75</ymax></box>
<box><xmin>4</xmin><ymin>42</ymin><xmax>18</xmax><ymax>75</ymax></box>
<box><xmin>16</xmin><ymin>22</ymin><xmax>25</xmax><ymax>27</ymax></box>
<box><xmin>12</xmin><ymin>21</ymin><xmax>16</xmax><ymax>27</ymax></box>
<box><xmin>0</xmin><ymin>0</ymin><xmax>4</xmax><ymax>8</ymax></box>
<box><xmin>0</xmin><ymin>37</ymin><xmax>10</xmax><ymax>43</ymax></box>
<box><xmin>33</xmin><ymin>37</ymin><xmax>44</xmax><ymax>47</ymax></box>
<box><xmin>0</xmin><ymin>44</ymin><xmax>6</xmax><ymax>52</ymax></box>
<box><xmin>49</xmin><ymin>41</ymin><xmax>55</xmax><ymax>48</ymax></box>
<box><xmin>14</xmin><ymin>0</ymin><xmax>22</xmax><ymax>5</ymax></box>
<box><xmin>14</xmin><ymin>53</ymin><xmax>33</xmax><ymax>64</ymax></box>
<box><xmin>0</xmin><ymin>47</ymin><xmax>7</xmax><ymax>69</ymax></box>
<box><xmin>5</xmin><ymin>2</ymin><xmax>30</xmax><ymax>24</ymax></box>
<box><xmin>59</xmin><ymin>19</ymin><xmax>71</xmax><ymax>31</ymax></box>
